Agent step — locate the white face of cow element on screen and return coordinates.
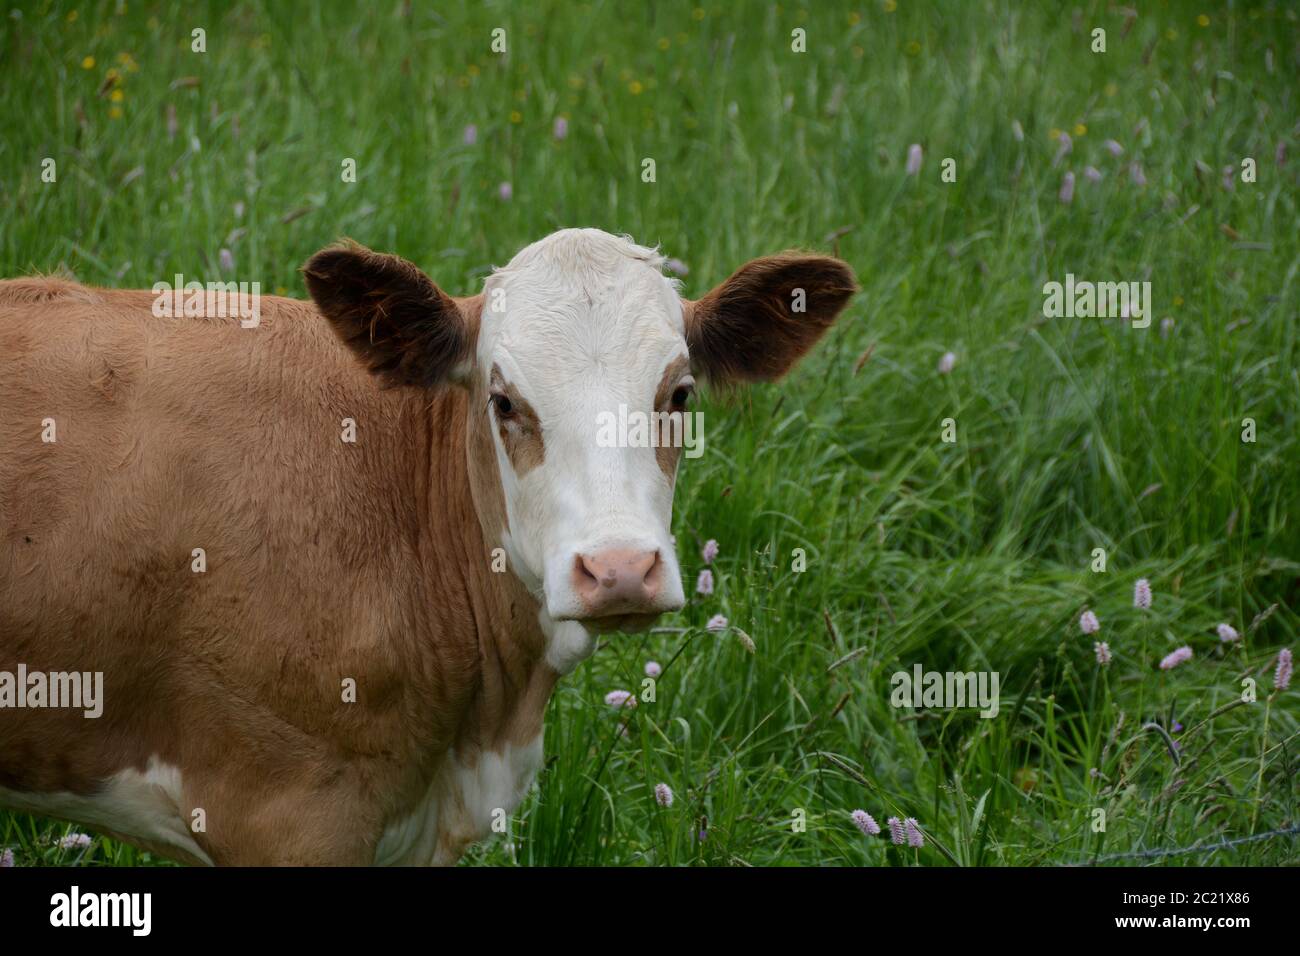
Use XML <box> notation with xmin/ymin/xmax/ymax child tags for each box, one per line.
<box><xmin>478</xmin><ymin>230</ymin><xmax>689</xmax><ymax>631</ymax></box>
<box><xmin>304</xmin><ymin>228</ymin><xmax>856</xmax><ymax>639</ymax></box>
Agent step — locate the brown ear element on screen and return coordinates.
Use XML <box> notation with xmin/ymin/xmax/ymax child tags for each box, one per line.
<box><xmin>683</xmin><ymin>253</ymin><xmax>857</xmax><ymax>384</ymax></box>
<box><xmin>302</xmin><ymin>240</ymin><xmax>474</xmax><ymax>388</ymax></box>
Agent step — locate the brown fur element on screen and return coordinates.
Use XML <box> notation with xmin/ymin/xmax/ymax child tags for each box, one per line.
<box><xmin>303</xmin><ymin>241</ymin><xmax>474</xmax><ymax>388</ymax></box>
<box><xmin>684</xmin><ymin>252</ymin><xmax>858</xmax><ymax>385</ymax></box>
<box><xmin>0</xmin><ymin>276</ymin><xmax>545</xmax><ymax>865</ymax></box>
<box><xmin>488</xmin><ymin>364</ymin><xmax>546</xmax><ymax>477</ymax></box>
<box><xmin>653</xmin><ymin>355</ymin><xmax>692</xmax><ymax>478</ymax></box>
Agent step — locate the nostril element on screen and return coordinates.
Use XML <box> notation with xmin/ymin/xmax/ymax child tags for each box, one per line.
<box><xmin>643</xmin><ymin>551</ymin><xmax>663</xmax><ymax>591</ymax></box>
<box><xmin>575</xmin><ymin>554</ymin><xmax>600</xmax><ymax>593</ymax></box>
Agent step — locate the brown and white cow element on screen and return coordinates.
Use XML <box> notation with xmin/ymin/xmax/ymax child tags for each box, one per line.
<box><xmin>0</xmin><ymin>229</ymin><xmax>855</xmax><ymax>864</ymax></box>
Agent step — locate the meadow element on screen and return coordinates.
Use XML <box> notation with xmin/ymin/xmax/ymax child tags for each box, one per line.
<box><xmin>0</xmin><ymin>0</ymin><xmax>1296</xmax><ymax>867</ymax></box>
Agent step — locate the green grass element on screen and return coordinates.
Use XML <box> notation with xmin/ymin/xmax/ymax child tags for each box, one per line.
<box><xmin>2</xmin><ymin>0</ymin><xmax>1297</xmax><ymax>867</ymax></box>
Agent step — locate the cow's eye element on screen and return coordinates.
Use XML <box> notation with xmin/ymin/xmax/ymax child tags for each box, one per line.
<box><xmin>671</xmin><ymin>377</ymin><xmax>695</xmax><ymax>408</ymax></box>
<box><xmin>491</xmin><ymin>392</ymin><xmax>515</xmax><ymax>418</ymax></box>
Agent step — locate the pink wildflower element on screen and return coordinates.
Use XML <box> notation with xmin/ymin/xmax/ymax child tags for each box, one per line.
<box><xmin>1053</xmin><ymin>131</ymin><xmax>1072</xmax><ymax>166</ymax></box>
<box><xmin>906</xmin><ymin>143</ymin><xmax>922</xmax><ymax>176</ymax></box>
<box><xmin>604</xmin><ymin>689</ymin><xmax>635</xmax><ymax>709</ymax></box>
<box><xmin>905</xmin><ymin>818</ymin><xmax>924</xmax><ymax>848</ymax></box>
<box><xmin>1059</xmin><ymin>171</ymin><xmax>1075</xmax><ymax>204</ymax></box>
<box><xmin>1275</xmin><ymin>648</ymin><xmax>1292</xmax><ymax>691</ymax></box>
<box><xmin>850</xmin><ymin>810</ymin><xmax>880</xmax><ymax>836</ymax></box>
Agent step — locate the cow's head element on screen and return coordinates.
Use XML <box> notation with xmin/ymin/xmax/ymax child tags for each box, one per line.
<box><xmin>304</xmin><ymin>229</ymin><xmax>855</xmax><ymax>643</ymax></box>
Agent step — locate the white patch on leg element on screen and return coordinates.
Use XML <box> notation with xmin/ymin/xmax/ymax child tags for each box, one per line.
<box><xmin>375</xmin><ymin>735</ymin><xmax>545</xmax><ymax>866</ymax></box>
<box><xmin>373</xmin><ymin>786</ymin><xmax>441</xmax><ymax>867</ymax></box>
<box><xmin>0</xmin><ymin>756</ymin><xmax>213</xmax><ymax>865</ymax></box>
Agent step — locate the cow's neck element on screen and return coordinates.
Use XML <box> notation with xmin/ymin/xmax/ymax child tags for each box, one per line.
<box><xmin>413</xmin><ymin>384</ymin><xmax>557</xmax><ymax>762</ymax></box>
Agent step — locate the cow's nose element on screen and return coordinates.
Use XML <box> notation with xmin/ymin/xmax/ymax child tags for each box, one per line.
<box><xmin>572</xmin><ymin>548</ymin><xmax>663</xmax><ymax>616</ymax></box>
